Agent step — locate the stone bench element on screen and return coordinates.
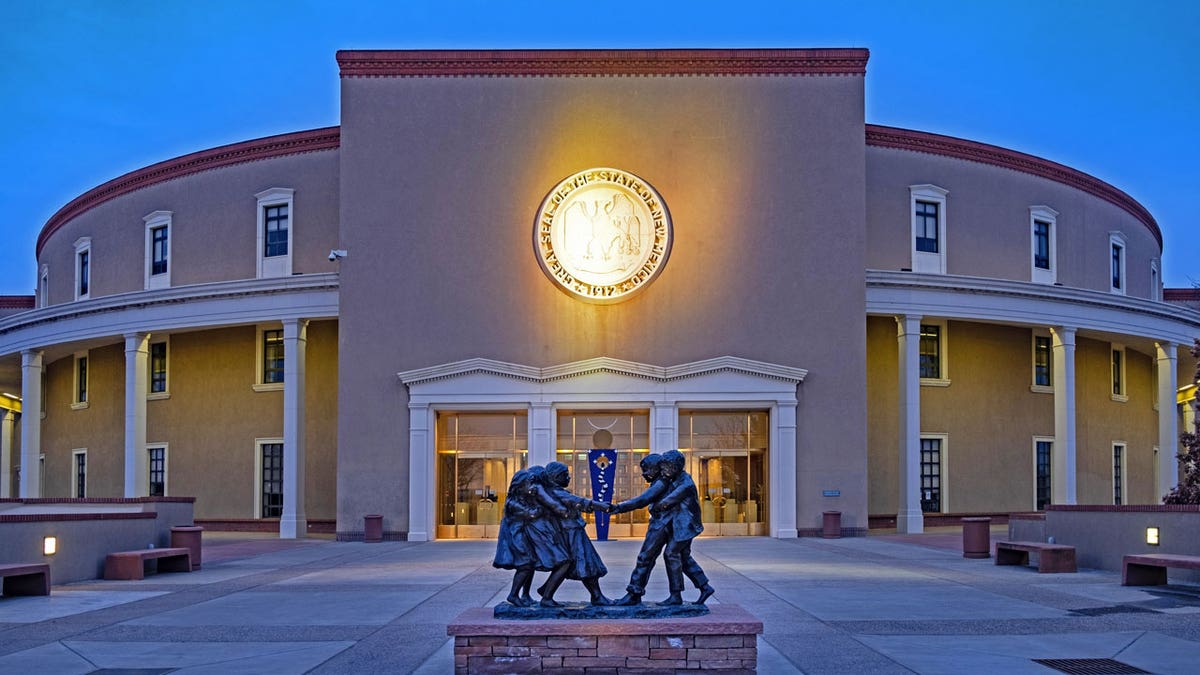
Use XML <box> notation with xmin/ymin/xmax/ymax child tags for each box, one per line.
<box><xmin>995</xmin><ymin>540</ymin><xmax>1076</xmax><ymax>573</ymax></box>
<box><xmin>1122</xmin><ymin>553</ymin><xmax>1200</xmax><ymax>586</ymax></box>
<box><xmin>104</xmin><ymin>547</ymin><xmax>192</xmax><ymax>580</ymax></box>
<box><xmin>0</xmin><ymin>563</ymin><xmax>51</xmax><ymax>597</ymax></box>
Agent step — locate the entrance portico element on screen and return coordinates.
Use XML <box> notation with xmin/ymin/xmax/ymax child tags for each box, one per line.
<box><xmin>399</xmin><ymin>356</ymin><xmax>806</xmax><ymax>541</ymax></box>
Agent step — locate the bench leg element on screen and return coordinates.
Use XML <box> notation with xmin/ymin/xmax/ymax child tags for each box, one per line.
<box><xmin>1123</xmin><ymin>562</ymin><xmax>1168</xmax><ymax>586</ymax></box>
<box><xmin>1037</xmin><ymin>550</ymin><xmax>1077</xmax><ymax>573</ymax></box>
<box><xmin>157</xmin><ymin>555</ymin><xmax>191</xmax><ymax>574</ymax></box>
<box><xmin>2</xmin><ymin>573</ymin><xmax>50</xmax><ymax>596</ymax></box>
<box><xmin>104</xmin><ymin>557</ymin><xmax>145</xmax><ymax>581</ymax></box>
<box><xmin>995</xmin><ymin>547</ymin><xmax>1028</xmax><ymax>567</ymax></box>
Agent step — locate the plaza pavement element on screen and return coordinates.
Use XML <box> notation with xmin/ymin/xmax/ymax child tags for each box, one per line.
<box><xmin>0</xmin><ymin>528</ymin><xmax>1198</xmax><ymax>673</ymax></box>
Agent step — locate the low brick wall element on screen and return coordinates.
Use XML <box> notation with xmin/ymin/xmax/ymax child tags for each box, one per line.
<box><xmin>448</xmin><ymin>604</ymin><xmax>762</xmax><ymax>674</ymax></box>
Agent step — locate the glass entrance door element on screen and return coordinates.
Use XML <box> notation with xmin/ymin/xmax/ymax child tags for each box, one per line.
<box><xmin>556</xmin><ymin>410</ymin><xmax>651</xmax><ymax>539</ymax></box>
<box><xmin>436</xmin><ymin>412</ymin><xmax>528</xmax><ymax>539</ymax></box>
<box><xmin>679</xmin><ymin>411</ymin><xmax>769</xmax><ymax>536</ymax></box>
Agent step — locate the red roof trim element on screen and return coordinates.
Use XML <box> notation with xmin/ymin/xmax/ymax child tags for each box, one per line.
<box><xmin>0</xmin><ymin>296</ymin><xmax>34</xmax><ymax>310</ymax></box>
<box><xmin>866</xmin><ymin>125</ymin><xmax>1161</xmax><ymax>248</ymax></box>
<box><xmin>36</xmin><ymin>127</ymin><xmax>341</xmax><ymax>257</ymax></box>
<box><xmin>336</xmin><ymin>48</ymin><xmax>869</xmax><ymax>78</ymax></box>
<box><xmin>1165</xmin><ymin>288</ymin><xmax>1200</xmax><ymax>301</ymax></box>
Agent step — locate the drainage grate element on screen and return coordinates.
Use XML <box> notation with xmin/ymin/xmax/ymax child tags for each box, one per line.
<box><xmin>1069</xmin><ymin>605</ymin><xmax>1159</xmax><ymax>616</ymax></box>
<box><xmin>1033</xmin><ymin>658</ymin><xmax>1149</xmax><ymax>674</ymax></box>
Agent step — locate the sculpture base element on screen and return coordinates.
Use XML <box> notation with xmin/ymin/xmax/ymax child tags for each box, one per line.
<box><xmin>493</xmin><ymin>601</ymin><xmax>709</xmax><ymax>620</ymax></box>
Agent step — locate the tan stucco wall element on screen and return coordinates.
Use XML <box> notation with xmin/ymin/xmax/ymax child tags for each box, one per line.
<box><xmin>338</xmin><ymin>74</ymin><xmax>869</xmax><ymax>534</ymax></box>
<box><xmin>865</xmin><ymin>146</ymin><xmax>1162</xmax><ymax>298</ymax></box>
<box><xmin>37</xmin><ymin>150</ymin><xmax>339</xmax><ymax>305</ymax></box>
<box><xmin>867</xmin><ymin>318</ymin><xmax>1163</xmax><ymax>515</ymax></box>
<box><xmin>37</xmin><ymin>322</ymin><xmax>337</xmax><ymax>520</ymax></box>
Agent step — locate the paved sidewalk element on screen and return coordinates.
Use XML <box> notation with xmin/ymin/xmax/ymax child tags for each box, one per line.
<box><xmin>0</xmin><ymin>531</ymin><xmax>1198</xmax><ymax>673</ymax></box>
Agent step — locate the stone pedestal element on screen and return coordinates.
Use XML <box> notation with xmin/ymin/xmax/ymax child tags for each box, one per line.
<box><xmin>448</xmin><ymin>603</ymin><xmax>762</xmax><ymax>674</ymax></box>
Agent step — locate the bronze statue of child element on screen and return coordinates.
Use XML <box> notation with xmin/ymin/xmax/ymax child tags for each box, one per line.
<box><xmin>649</xmin><ymin>449</ymin><xmax>713</xmax><ymax>605</ymax></box>
<box><xmin>493</xmin><ymin>469</ymin><xmax>566</xmax><ymax>606</ymax></box>
<box><xmin>532</xmin><ymin>461</ymin><xmax>613</xmax><ymax>606</ymax></box>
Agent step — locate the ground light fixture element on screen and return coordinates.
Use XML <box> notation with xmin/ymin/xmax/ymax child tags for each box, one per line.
<box><xmin>1146</xmin><ymin>527</ymin><xmax>1160</xmax><ymax>546</ymax></box>
<box><xmin>43</xmin><ymin>536</ymin><xmax>57</xmax><ymax>556</ymax></box>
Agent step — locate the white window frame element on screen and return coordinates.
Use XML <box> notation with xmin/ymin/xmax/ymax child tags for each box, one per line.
<box><xmin>1030</xmin><ymin>329</ymin><xmax>1054</xmax><ymax>394</ymax></box>
<box><xmin>253</xmin><ymin>325</ymin><xmax>285</xmax><ymax>392</ymax></box>
<box><xmin>1150</xmin><ymin>259</ymin><xmax>1161</xmax><ymax>302</ymax></box>
<box><xmin>1111</xmin><ymin>442</ymin><xmax>1127</xmax><ymax>505</ymax></box>
<box><xmin>71</xmin><ymin>350</ymin><xmax>90</xmax><ymax>410</ymax></box>
<box><xmin>39</xmin><ymin>265</ymin><xmax>48</xmax><ymax>308</ymax></box>
<box><xmin>1029</xmin><ymin>205</ymin><xmax>1058</xmax><ymax>284</ymax></box>
<box><xmin>910</xmin><ymin>184</ymin><xmax>949</xmax><ymax>275</ymax></box>
<box><xmin>147</xmin><ymin>337</ymin><xmax>170</xmax><ymax>400</ymax></box>
<box><xmin>1109</xmin><ymin>231</ymin><xmax>1127</xmax><ymax>295</ymax></box>
<box><xmin>254</xmin><ymin>437</ymin><xmax>284</xmax><ymax>518</ymax></box>
<box><xmin>143</xmin><ymin>210</ymin><xmax>172</xmax><ymax>290</ymax></box>
<box><xmin>147</xmin><ymin>443</ymin><xmax>169</xmax><ymax>497</ymax></box>
<box><xmin>255</xmin><ymin>188</ymin><xmax>294</xmax><ymax>279</ymax></box>
<box><xmin>71</xmin><ymin>448</ymin><xmax>87</xmax><ymax>498</ymax></box>
<box><xmin>1032</xmin><ymin>436</ymin><xmax>1055</xmax><ymax>511</ymax></box>
<box><xmin>74</xmin><ymin>237</ymin><xmax>92</xmax><ymax>301</ymax></box>
<box><xmin>1111</xmin><ymin>343</ymin><xmax>1128</xmax><ymax>402</ymax></box>
<box><xmin>919</xmin><ymin>319</ymin><xmax>950</xmax><ymax>387</ymax></box>
<box><xmin>919</xmin><ymin>433</ymin><xmax>949</xmax><ymax>513</ymax></box>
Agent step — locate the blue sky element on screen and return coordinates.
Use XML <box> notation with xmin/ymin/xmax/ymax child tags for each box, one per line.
<box><xmin>1</xmin><ymin>0</ymin><xmax>1196</xmax><ymax>295</ymax></box>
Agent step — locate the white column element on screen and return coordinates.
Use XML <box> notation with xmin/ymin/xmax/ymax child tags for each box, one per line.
<box><xmin>19</xmin><ymin>350</ymin><xmax>42</xmax><ymax>498</ymax></box>
<box><xmin>1051</xmin><ymin>326</ymin><xmax>1077</xmax><ymax>505</ymax></box>
<box><xmin>528</xmin><ymin>402</ymin><xmax>555</xmax><ymax>467</ymax></box>
<box><xmin>408</xmin><ymin>402</ymin><xmax>431</xmax><ymax>541</ymax></box>
<box><xmin>124</xmin><ymin>333</ymin><xmax>150</xmax><ymax>497</ymax></box>
<box><xmin>1156</xmin><ymin>342</ymin><xmax>1179</xmax><ymax>499</ymax></box>
<box><xmin>0</xmin><ymin>409</ymin><xmax>14</xmax><ymax>498</ymax></box>
<box><xmin>896</xmin><ymin>315</ymin><xmax>923</xmax><ymax>533</ymax></box>
<box><xmin>773</xmin><ymin>399</ymin><xmax>798</xmax><ymax>538</ymax></box>
<box><xmin>651</xmin><ymin>401</ymin><xmax>678</xmax><ymax>454</ymax></box>
<box><xmin>279</xmin><ymin>319</ymin><xmax>308</xmax><ymax>538</ymax></box>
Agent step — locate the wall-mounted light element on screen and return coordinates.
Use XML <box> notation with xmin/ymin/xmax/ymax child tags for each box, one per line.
<box><xmin>1146</xmin><ymin>527</ymin><xmax>1160</xmax><ymax>546</ymax></box>
<box><xmin>43</xmin><ymin>536</ymin><xmax>57</xmax><ymax>556</ymax></box>
<box><xmin>327</xmin><ymin>249</ymin><xmax>348</xmax><ymax>262</ymax></box>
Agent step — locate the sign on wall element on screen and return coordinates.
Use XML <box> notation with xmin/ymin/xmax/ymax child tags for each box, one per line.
<box><xmin>534</xmin><ymin>168</ymin><xmax>672</xmax><ymax>304</ymax></box>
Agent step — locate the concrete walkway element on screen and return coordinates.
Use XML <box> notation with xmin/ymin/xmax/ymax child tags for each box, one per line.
<box><xmin>1</xmin><ymin>531</ymin><xmax>1198</xmax><ymax>673</ymax></box>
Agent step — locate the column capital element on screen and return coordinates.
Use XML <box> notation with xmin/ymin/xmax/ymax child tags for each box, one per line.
<box><xmin>895</xmin><ymin>315</ymin><xmax>923</xmax><ymax>336</ymax></box>
<box><xmin>21</xmin><ymin>350</ymin><xmax>43</xmax><ymax>368</ymax></box>
<box><xmin>1155</xmin><ymin>341</ymin><xmax>1178</xmax><ymax>360</ymax></box>
<box><xmin>282</xmin><ymin>317</ymin><xmax>309</xmax><ymax>340</ymax></box>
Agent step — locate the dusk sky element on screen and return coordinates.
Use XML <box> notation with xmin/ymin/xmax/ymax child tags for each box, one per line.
<box><xmin>1</xmin><ymin>0</ymin><xmax>1196</xmax><ymax>295</ymax></box>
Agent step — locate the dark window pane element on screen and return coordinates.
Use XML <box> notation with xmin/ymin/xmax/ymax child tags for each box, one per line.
<box><xmin>264</xmin><ymin>205</ymin><xmax>289</xmax><ymax>258</ymax></box>
<box><xmin>150</xmin><ymin>342</ymin><xmax>168</xmax><ymax>393</ymax></box>
<box><xmin>262</xmin><ymin>443</ymin><xmax>284</xmax><ymax>518</ymax></box>
<box><xmin>920</xmin><ymin>438</ymin><xmax>941</xmax><ymax>512</ymax></box>
<box><xmin>151</xmin><ymin>226</ymin><xmax>169</xmax><ymax>275</ymax></box>
<box><xmin>919</xmin><ymin>324</ymin><xmax>940</xmax><ymax>379</ymax></box>
<box><xmin>77</xmin><ymin>357</ymin><xmax>88</xmax><ymax>403</ymax></box>
<box><xmin>1112</xmin><ymin>244</ymin><xmax>1122</xmax><ymax>288</ymax></box>
<box><xmin>1034</xmin><ymin>221</ymin><xmax>1050</xmax><ymax>269</ymax></box>
<box><xmin>75</xmin><ymin>453</ymin><xmax>86</xmax><ymax>498</ymax></box>
<box><xmin>78</xmin><ymin>251</ymin><xmax>90</xmax><ymax>295</ymax></box>
<box><xmin>1112</xmin><ymin>349</ymin><xmax>1123</xmax><ymax>395</ymax></box>
<box><xmin>263</xmin><ymin>330</ymin><xmax>284</xmax><ymax>384</ymax></box>
<box><xmin>1036</xmin><ymin>441</ymin><xmax>1052</xmax><ymax>510</ymax></box>
<box><xmin>1034</xmin><ymin>336</ymin><xmax>1052</xmax><ymax>387</ymax></box>
<box><xmin>148</xmin><ymin>447</ymin><xmax>165</xmax><ymax>497</ymax></box>
<box><xmin>915</xmin><ymin>201</ymin><xmax>939</xmax><ymax>253</ymax></box>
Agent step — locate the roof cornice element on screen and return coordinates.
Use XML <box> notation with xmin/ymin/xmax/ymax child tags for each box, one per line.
<box><xmin>866</xmin><ymin>124</ymin><xmax>1161</xmax><ymax>248</ymax></box>
<box><xmin>0</xmin><ymin>296</ymin><xmax>34</xmax><ymax>310</ymax></box>
<box><xmin>36</xmin><ymin>127</ymin><xmax>341</xmax><ymax>258</ymax></box>
<box><xmin>337</xmin><ymin>48</ymin><xmax>869</xmax><ymax>78</ymax></box>
<box><xmin>398</xmin><ymin>355</ymin><xmax>808</xmax><ymax>387</ymax></box>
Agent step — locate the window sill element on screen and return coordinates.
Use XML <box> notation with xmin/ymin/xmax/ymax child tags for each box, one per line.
<box><xmin>920</xmin><ymin>378</ymin><xmax>951</xmax><ymax>388</ymax></box>
<box><xmin>252</xmin><ymin>383</ymin><xmax>284</xmax><ymax>393</ymax></box>
<box><xmin>147</xmin><ymin>392</ymin><xmax>170</xmax><ymax>401</ymax></box>
<box><xmin>1030</xmin><ymin>385</ymin><xmax>1054</xmax><ymax>394</ymax></box>
<box><xmin>70</xmin><ymin>401</ymin><xmax>89</xmax><ymax>411</ymax></box>
<box><xmin>1110</xmin><ymin>393</ymin><xmax>1129</xmax><ymax>403</ymax></box>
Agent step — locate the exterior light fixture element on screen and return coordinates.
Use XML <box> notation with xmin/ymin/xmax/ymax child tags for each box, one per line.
<box><xmin>43</xmin><ymin>536</ymin><xmax>57</xmax><ymax>556</ymax></box>
<box><xmin>1146</xmin><ymin>527</ymin><xmax>1160</xmax><ymax>546</ymax></box>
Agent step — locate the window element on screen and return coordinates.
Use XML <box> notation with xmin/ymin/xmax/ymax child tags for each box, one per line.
<box><xmin>1035</xmin><ymin>439</ymin><xmax>1052</xmax><ymax>510</ymax></box>
<box><xmin>39</xmin><ymin>266</ymin><xmax>48</xmax><ymax>307</ymax></box>
<box><xmin>263</xmin><ymin>329</ymin><xmax>284</xmax><ymax>384</ymax></box>
<box><xmin>74</xmin><ymin>237</ymin><xmax>91</xmax><ymax>300</ymax></box>
<box><xmin>1029</xmin><ymin>206</ymin><xmax>1058</xmax><ymax>284</ymax></box>
<box><xmin>72</xmin><ymin>352</ymin><xmax>89</xmax><ymax>409</ymax></box>
<box><xmin>255</xmin><ymin>188</ymin><xmax>294</xmax><ymax>278</ymax></box>
<box><xmin>918</xmin><ymin>322</ymin><xmax>949</xmax><ymax>385</ymax></box>
<box><xmin>1150</xmin><ymin>260</ymin><xmax>1160</xmax><ymax>302</ymax></box>
<box><xmin>1112</xmin><ymin>443</ymin><xmax>1126</xmax><ymax>505</ymax></box>
<box><xmin>148</xmin><ymin>446</ymin><xmax>166</xmax><ymax>496</ymax></box>
<box><xmin>258</xmin><ymin>441</ymin><xmax>284</xmax><ymax>518</ymax></box>
<box><xmin>1109</xmin><ymin>231</ymin><xmax>1126</xmax><ymax>294</ymax></box>
<box><xmin>1032</xmin><ymin>334</ymin><xmax>1053</xmax><ymax>391</ymax></box>
<box><xmin>72</xmin><ymin>449</ymin><xmax>87</xmax><ymax>498</ymax></box>
<box><xmin>920</xmin><ymin>437</ymin><xmax>942</xmax><ymax>513</ymax></box>
<box><xmin>143</xmin><ymin>210</ymin><xmax>172</xmax><ymax>290</ymax></box>
<box><xmin>909</xmin><ymin>185</ymin><xmax>948</xmax><ymax>274</ymax></box>
<box><xmin>149</xmin><ymin>340</ymin><xmax>168</xmax><ymax>397</ymax></box>
<box><xmin>1111</xmin><ymin>344</ymin><xmax>1127</xmax><ymax>402</ymax></box>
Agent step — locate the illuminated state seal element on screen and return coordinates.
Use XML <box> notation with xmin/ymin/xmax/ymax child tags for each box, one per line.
<box><xmin>534</xmin><ymin>168</ymin><xmax>672</xmax><ymax>303</ymax></box>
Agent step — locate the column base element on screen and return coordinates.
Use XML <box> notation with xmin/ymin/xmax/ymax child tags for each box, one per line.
<box><xmin>407</xmin><ymin>531</ymin><xmax>430</xmax><ymax>542</ymax></box>
<box><xmin>773</xmin><ymin>528</ymin><xmax>798</xmax><ymax>538</ymax></box>
<box><xmin>279</xmin><ymin>516</ymin><xmax>308</xmax><ymax>539</ymax></box>
<box><xmin>896</xmin><ymin>510</ymin><xmax>924</xmax><ymax>534</ymax></box>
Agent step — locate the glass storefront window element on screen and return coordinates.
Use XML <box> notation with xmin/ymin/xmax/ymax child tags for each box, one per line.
<box><xmin>436</xmin><ymin>412</ymin><xmax>528</xmax><ymax>539</ymax></box>
<box><xmin>556</xmin><ymin>410</ymin><xmax>651</xmax><ymax>538</ymax></box>
<box><xmin>679</xmin><ymin>410</ymin><xmax>769</xmax><ymax>536</ymax></box>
